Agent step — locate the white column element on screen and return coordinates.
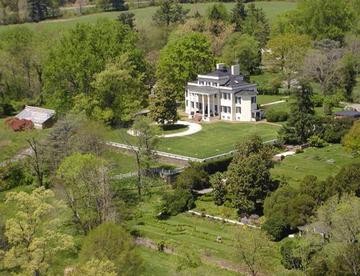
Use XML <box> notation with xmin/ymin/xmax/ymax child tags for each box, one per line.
<box><xmin>202</xmin><ymin>94</ymin><xmax>205</xmax><ymax>118</ymax></box>
<box><xmin>207</xmin><ymin>95</ymin><xmax>210</xmax><ymax>119</ymax></box>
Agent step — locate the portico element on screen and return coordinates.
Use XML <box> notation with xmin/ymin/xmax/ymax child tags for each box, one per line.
<box><xmin>186</xmin><ymin>91</ymin><xmax>219</xmax><ymax>121</ymax></box>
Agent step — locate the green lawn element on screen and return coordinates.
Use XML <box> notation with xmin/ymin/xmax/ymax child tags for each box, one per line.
<box><xmin>106</xmin><ymin>122</ymin><xmax>280</xmax><ymax>158</ymax></box>
<box><xmin>271</xmin><ymin>144</ymin><xmax>360</xmax><ymax>186</ymax></box>
<box><xmin>257</xmin><ymin>95</ymin><xmax>289</xmax><ymax>105</ymax></box>
<box><xmin>138</xmin><ymin>246</ymin><xmax>236</xmax><ymax>275</ymax></box>
<box><xmin>0</xmin><ymin>1</ymin><xmax>297</xmax><ymax>35</ymax></box>
<box><xmin>0</xmin><ymin>118</ymin><xmax>49</xmax><ymax>163</ymax></box>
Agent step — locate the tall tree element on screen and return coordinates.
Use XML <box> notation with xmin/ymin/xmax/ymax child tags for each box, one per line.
<box><xmin>226</xmin><ymin>135</ymin><xmax>275</xmax><ymax>214</ymax></box>
<box><xmin>27</xmin><ymin>0</ymin><xmax>59</xmax><ymax>22</ymax></box>
<box><xmin>152</xmin><ymin>0</ymin><xmax>188</xmax><ymax>27</ymax></box>
<box><xmin>302</xmin><ymin>41</ymin><xmax>344</xmax><ymax>96</ymax></box>
<box><xmin>124</xmin><ymin>116</ymin><xmax>159</xmax><ymax>196</ymax></box>
<box><xmin>242</xmin><ymin>3</ymin><xmax>270</xmax><ymax>48</ymax></box>
<box><xmin>265</xmin><ymin>33</ymin><xmax>311</xmax><ymax>89</ymax></box>
<box><xmin>235</xmin><ymin>228</ymin><xmax>274</xmax><ymax>276</ymax></box>
<box><xmin>2</xmin><ymin>187</ymin><xmax>74</xmax><ymax>275</ymax></box>
<box><xmin>78</xmin><ymin>54</ymin><xmax>146</xmax><ymax>125</ymax></box>
<box><xmin>343</xmin><ymin>121</ymin><xmax>360</xmax><ymax>156</ymax></box>
<box><xmin>43</xmin><ymin>20</ymin><xmax>148</xmax><ymax>115</ymax></box>
<box><xmin>79</xmin><ymin>223</ymin><xmax>143</xmax><ymax>275</ymax></box>
<box><xmin>279</xmin><ymin>81</ymin><xmax>317</xmax><ymax>144</ymax></box>
<box><xmin>156</xmin><ymin>32</ymin><xmax>214</xmax><ymax>100</ymax></box>
<box><xmin>57</xmin><ymin>153</ymin><xmax>117</xmax><ymax>234</ymax></box>
<box><xmin>285</xmin><ymin>0</ymin><xmax>354</xmax><ymax>43</ymax></box>
<box><xmin>149</xmin><ymin>80</ymin><xmax>178</xmax><ymax>125</ymax></box>
<box><xmin>222</xmin><ymin>33</ymin><xmax>261</xmax><ymax>75</ymax></box>
<box><xmin>231</xmin><ymin>0</ymin><xmax>247</xmax><ymax>32</ymax></box>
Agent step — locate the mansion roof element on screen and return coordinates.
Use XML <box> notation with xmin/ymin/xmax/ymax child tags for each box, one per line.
<box><xmin>188</xmin><ymin>64</ymin><xmax>257</xmax><ymax>94</ymax></box>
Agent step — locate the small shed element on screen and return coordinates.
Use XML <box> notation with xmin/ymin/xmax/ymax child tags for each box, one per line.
<box><xmin>334</xmin><ymin>110</ymin><xmax>360</xmax><ymax>120</ymax></box>
<box><xmin>16</xmin><ymin>106</ymin><xmax>56</xmax><ymax>129</ymax></box>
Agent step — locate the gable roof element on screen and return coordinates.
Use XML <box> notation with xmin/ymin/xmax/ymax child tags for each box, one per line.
<box><xmin>335</xmin><ymin>110</ymin><xmax>360</xmax><ymax>118</ymax></box>
<box><xmin>16</xmin><ymin>106</ymin><xmax>56</xmax><ymax>125</ymax></box>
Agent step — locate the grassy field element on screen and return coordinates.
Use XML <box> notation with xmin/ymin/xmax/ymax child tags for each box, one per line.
<box><xmin>0</xmin><ymin>118</ymin><xmax>49</xmax><ymax>163</ymax></box>
<box><xmin>271</xmin><ymin>144</ymin><xmax>360</xmax><ymax>185</ymax></box>
<box><xmin>0</xmin><ymin>1</ymin><xmax>297</xmax><ymax>35</ymax></box>
<box><xmin>106</xmin><ymin>122</ymin><xmax>280</xmax><ymax>158</ymax></box>
<box><xmin>128</xmin><ymin>186</ymin><xmax>285</xmax><ymax>275</ymax></box>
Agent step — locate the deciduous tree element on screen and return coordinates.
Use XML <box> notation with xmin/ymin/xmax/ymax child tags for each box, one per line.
<box><xmin>57</xmin><ymin>153</ymin><xmax>117</xmax><ymax>234</ymax></box>
<box><xmin>149</xmin><ymin>80</ymin><xmax>178</xmax><ymax>125</ymax></box>
<box><xmin>343</xmin><ymin>121</ymin><xmax>360</xmax><ymax>155</ymax></box>
<box><xmin>125</xmin><ymin>116</ymin><xmax>159</xmax><ymax>196</ymax></box>
<box><xmin>2</xmin><ymin>187</ymin><xmax>74</xmax><ymax>275</ymax></box>
<box><xmin>156</xmin><ymin>32</ymin><xmax>214</xmax><ymax>100</ymax></box>
<box><xmin>79</xmin><ymin>223</ymin><xmax>143</xmax><ymax>275</ymax></box>
<box><xmin>222</xmin><ymin>33</ymin><xmax>261</xmax><ymax>75</ymax></box>
<box><xmin>226</xmin><ymin>135</ymin><xmax>275</xmax><ymax>214</ymax></box>
<box><xmin>265</xmin><ymin>33</ymin><xmax>311</xmax><ymax>89</ymax></box>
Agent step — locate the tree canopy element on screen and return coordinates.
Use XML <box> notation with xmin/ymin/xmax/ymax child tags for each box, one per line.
<box><xmin>156</xmin><ymin>32</ymin><xmax>215</xmax><ymax>100</ymax></box>
<box><xmin>43</xmin><ymin>19</ymin><xmax>149</xmax><ymax>123</ymax></box>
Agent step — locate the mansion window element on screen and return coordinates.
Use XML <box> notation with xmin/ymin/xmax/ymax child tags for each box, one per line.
<box><xmin>191</xmin><ymin>101</ymin><xmax>194</xmax><ymax>108</ymax></box>
<box><xmin>235</xmin><ymin>97</ymin><xmax>241</xmax><ymax>104</ymax></box>
<box><xmin>251</xmin><ymin>96</ymin><xmax>256</xmax><ymax>104</ymax></box>
<box><xmin>222</xmin><ymin>93</ymin><xmax>231</xmax><ymax>100</ymax></box>
<box><xmin>221</xmin><ymin>106</ymin><xmax>231</xmax><ymax>113</ymax></box>
<box><xmin>236</xmin><ymin>107</ymin><xmax>241</xmax><ymax>113</ymax></box>
<box><xmin>186</xmin><ymin>100</ymin><xmax>188</xmax><ymax>106</ymax></box>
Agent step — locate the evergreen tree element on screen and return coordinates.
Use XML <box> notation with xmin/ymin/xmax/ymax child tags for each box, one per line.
<box><xmin>27</xmin><ymin>0</ymin><xmax>58</xmax><ymax>22</ymax></box>
<box><xmin>231</xmin><ymin>0</ymin><xmax>247</xmax><ymax>32</ymax></box>
<box><xmin>242</xmin><ymin>3</ymin><xmax>270</xmax><ymax>48</ymax></box>
<box><xmin>153</xmin><ymin>0</ymin><xmax>189</xmax><ymax>27</ymax></box>
<box><xmin>279</xmin><ymin>81</ymin><xmax>317</xmax><ymax>144</ymax></box>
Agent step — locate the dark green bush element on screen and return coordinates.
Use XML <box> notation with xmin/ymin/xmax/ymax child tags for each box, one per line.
<box><xmin>265</xmin><ymin>109</ymin><xmax>288</xmax><ymax>122</ymax></box>
<box><xmin>176</xmin><ymin>164</ymin><xmax>209</xmax><ymax>190</ymax></box>
<box><xmin>262</xmin><ymin>215</ymin><xmax>291</xmax><ymax>241</ymax></box>
<box><xmin>158</xmin><ymin>188</ymin><xmax>195</xmax><ymax>218</ymax></box>
<box><xmin>200</xmin><ymin>157</ymin><xmax>232</xmax><ymax>174</ymax></box>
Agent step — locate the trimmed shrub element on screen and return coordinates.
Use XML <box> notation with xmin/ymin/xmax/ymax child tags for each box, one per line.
<box><xmin>200</xmin><ymin>157</ymin><xmax>232</xmax><ymax>174</ymax></box>
<box><xmin>265</xmin><ymin>109</ymin><xmax>288</xmax><ymax>122</ymax></box>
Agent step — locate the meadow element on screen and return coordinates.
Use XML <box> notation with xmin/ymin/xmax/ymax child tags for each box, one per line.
<box><xmin>0</xmin><ymin>1</ymin><xmax>297</xmax><ymax>35</ymax></box>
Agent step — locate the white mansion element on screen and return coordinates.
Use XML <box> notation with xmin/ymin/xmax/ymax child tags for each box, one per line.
<box><xmin>185</xmin><ymin>63</ymin><xmax>261</xmax><ymax>122</ymax></box>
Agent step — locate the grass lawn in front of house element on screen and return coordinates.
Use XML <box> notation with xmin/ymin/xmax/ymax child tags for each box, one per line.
<box><xmin>106</xmin><ymin>122</ymin><xmax>280</xmax><ymax>158</ymax></box>
<box><xmin>271</xmin><ymin>144</ymin><xmax>360</xmax><ymax>186</ymax></box>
